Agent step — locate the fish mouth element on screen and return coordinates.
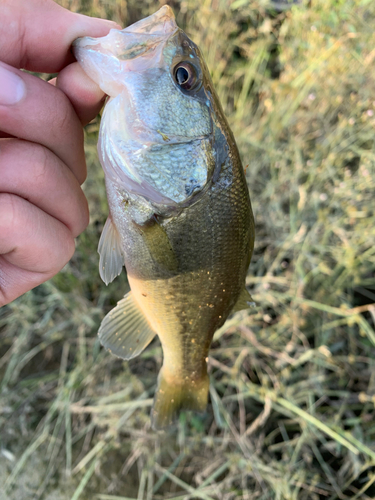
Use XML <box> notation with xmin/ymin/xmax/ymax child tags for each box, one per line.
<box><xmin>121</xmin><ymin>5</ymin><xmax>177</xmax><ymax>36</ymax></box>
<box><xmin>73</xmin><ymin>6</ymin><xmax>179</xmax><ymax>97</ymax></box>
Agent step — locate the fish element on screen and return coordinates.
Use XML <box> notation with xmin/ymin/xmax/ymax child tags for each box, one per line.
<box><xmin>73</xmin><ymin>5</ymin><xmax>255</xmax><ymax>430</ymax></box>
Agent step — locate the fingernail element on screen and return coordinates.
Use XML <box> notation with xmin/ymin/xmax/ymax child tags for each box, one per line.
<box><xmin>0</xmin><ymin>64</ymin><xmax>25</xmax><ymax>105</ymax></box>
<box><xmin>75</xmin><ymin>13</ymin><xmax>122</xmax><ymax>32</ymax></box>
<box><xmin>97</xmin><ymin>19</ymin><xmax>122</xmax><ymax>29</ymax></box>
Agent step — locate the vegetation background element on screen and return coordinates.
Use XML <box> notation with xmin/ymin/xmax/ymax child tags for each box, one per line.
<box><xmin>1</xmin><ymin>0</ymin><xmax>375</xmax><ymax>498</ymax></box>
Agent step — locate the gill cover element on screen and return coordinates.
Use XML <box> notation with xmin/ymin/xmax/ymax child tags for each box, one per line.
<box><xmin>73</xmin><ymin>6</ymin><xmax>214</xmax><ymax>208</ymax></box>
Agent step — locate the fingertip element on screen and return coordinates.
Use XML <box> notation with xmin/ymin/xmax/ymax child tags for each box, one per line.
<box><xmin>75</xmin><ymin>194</ymin><xmax>90</xmax><ymax>238</ymax></box>
<box><xmin>1</xmin><ymin>0</ymin><xmax>123</xmax><ymax>73</ymax></box>
<box><xmin>74</xmin><ymin>14</ymin><xmax>122</xmax><ymax>33</ymax></box>
<box><xmin>56</xmin><ymin>62</ymin><xmax>106</xmax><ymax>125</ymax></box>
<box><xmin>65</xmin><ymin>11</ymin><xmax>122</xmax><ymax>51</ymax></box>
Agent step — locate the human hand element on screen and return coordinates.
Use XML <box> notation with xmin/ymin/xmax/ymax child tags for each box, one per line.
<box><xmin>0</xmin><ymin>0</ymin><xmax>120</xmax><ymax>307</ymax></box>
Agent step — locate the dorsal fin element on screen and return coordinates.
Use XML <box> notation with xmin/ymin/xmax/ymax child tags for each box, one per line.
<box><xmin>98</xmin><ymin>291</ymin><xmax>156</xmax><ymax>360</ymax></box>
<box><xmin>98</xmin><ymin>216</ymin><xmax>124</xmax><ymax>285</ymax></box>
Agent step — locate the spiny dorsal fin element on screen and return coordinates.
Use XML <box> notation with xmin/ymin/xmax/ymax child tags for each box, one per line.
<box><xmin>98</xmin><ymin>216</ymin><xmax>124</xmax><ymax>285</ymax></box>
<box><xmin>98</xmin><ymin>291</ymin><xmax>156</xmax><ymax>360</ymax></box>
<box><xmin>231</xmin><ymin>286</ymin><xmax>256</xmax><ymax>313</ymax></box>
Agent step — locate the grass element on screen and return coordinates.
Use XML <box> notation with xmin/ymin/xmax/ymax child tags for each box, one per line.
<box><xmin>1</xmin><ymin>0</ymin><xmax>375</xmax><ymax>498</ymax></box>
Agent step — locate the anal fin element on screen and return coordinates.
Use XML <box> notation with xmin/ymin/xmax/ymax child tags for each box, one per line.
<box><xmin>98</xmin><ymin>291</ymin><xmax>156</xmax><ymax>360</ymax></box>
<box><xmin>98</xmin><ymin>216</ymin><xmax>124</xmax><ymax>285</ymax></box>
<box><xmin>231</xmin><ymin>286</ymin><xmax>256</xmax><ymax>313</ymax></box>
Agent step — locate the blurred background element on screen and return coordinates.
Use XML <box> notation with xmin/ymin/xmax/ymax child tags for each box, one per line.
<box><xmin>1</xmin><ymin>0</ymin><xmax>375</xmax><ymax>498</ymax></box>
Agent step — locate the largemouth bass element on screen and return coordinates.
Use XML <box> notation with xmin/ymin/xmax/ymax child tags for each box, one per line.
<box><xmin>74</xmin><ymin>6</ymin><xmax>255</xmax><ymax>430</ymax></box>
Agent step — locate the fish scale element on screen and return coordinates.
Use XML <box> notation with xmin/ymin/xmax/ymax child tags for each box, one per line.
<box><xmin>74</xmin><ymin>5</ymin><xmax>254</xmax><ymax>429</ymax></box>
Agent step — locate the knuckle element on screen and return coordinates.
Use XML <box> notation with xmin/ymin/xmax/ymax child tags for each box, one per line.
<box><xmin>67</xmin><ymin>237</ymin><xmax>76</xmax><ymax>262</ymax></box>
<box><xmin>1</xmin><ymin>139</ymin><xmax>52</xmax><ymax>184</ymax></box>
<box><xmin>75</xmin><ymin>197</ymin><xmax>90</xmax><ymax>237</ymax></box>
<box><xmin>0</xmin><ymin>193</ymin><xmax>19</xmax><ymax>239</ymax></box>
<box><xmin>42</xmin><ymin>223</ymin><xmax>76</xmax><ymax>275</ymax></box>
<box><xmin>22</xmin><ymin>142</ymin><xmax>52</xmax><ymax>185</ymax></box>
<box><xmin>36</xmin><ymin>228</ymin><xmax>75</xmax><ymax>277</ymax></box>
<box><xmin>52</xmin><ymin>89</ymin><xmax>79</xmax><ymax>136</ymax></box>
<box><xmin>0</xmin><ymin>258</ymin><xmax>11</xmax><ymax>308</ymax></box>
<box><xmin>57</xmin><ymin>232</ymin><xmax>76</xmax><ymax>271</ymax></box>
<box><xmin>0</xmin><ymin>290</ymin><xmax>8</xmax><ymax>309</ymax></box>
<box><xmin>29</xmin><ymin>143</ymin><xmax>51</xmax><ymax>180</ymax></box>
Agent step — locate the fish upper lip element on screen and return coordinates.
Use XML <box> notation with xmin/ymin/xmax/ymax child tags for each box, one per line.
<box><xmin>73</xmin><ymin>27</ymin><xmax>180</xmax><ymax>66</ymax></box>
<box><xmin>117</xmin><ymin>28</ymin><xmax>179</xmax><ymax>37</ymax></box>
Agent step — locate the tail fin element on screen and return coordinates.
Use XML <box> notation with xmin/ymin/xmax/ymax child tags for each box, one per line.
<box><xmin>151</xmin><ymin>368</ymin><xmax>209</xmax><ymax>430</ymax></box>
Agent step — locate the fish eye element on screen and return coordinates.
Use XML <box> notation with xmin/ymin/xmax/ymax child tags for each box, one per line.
<box><xmin>173</xmin><ymin>62</ymin><xmax>198</xmax><ymax>91</ymax></box>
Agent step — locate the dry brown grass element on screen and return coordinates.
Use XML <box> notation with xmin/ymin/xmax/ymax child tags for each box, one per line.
<box><xmin>1</xmin><ymin>1</ymin><xmax>375</xmax><ymax>499</ymax></box>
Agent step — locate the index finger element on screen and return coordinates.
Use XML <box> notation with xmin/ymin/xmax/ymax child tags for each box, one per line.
<box><xmin>0</xmin><ymin>0</ymin><xmax>120</xmax><ymax>72</ymax></box>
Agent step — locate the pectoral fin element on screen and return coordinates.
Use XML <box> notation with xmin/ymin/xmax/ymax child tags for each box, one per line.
<box><xmin>135</xmin><ymin>218</ymin><xmax>178</xmax><ymax>274</ymax></box>
<box><xmin>98</xmin><ymin>216</ymin><xmax>124</xmax><ymax>285</ymax></box>
<box><xmin>231</xmin><ymin>286</ymin><xmax>256</xmax><ymax>313</ymax></box>
<box><xmin>98</xmin><ymin>291</ymin><xmax>156</xmax><ymax>360</ymax></box>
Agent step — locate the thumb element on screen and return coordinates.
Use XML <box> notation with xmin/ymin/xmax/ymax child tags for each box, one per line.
<box><xmin>0</xmin><ymin>0</ymin><xmax>121</xmax><ymax>72</ymax></box>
